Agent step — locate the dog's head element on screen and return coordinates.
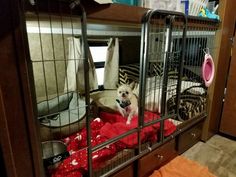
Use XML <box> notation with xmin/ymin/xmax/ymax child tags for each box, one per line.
<box><xmin>117</xmin><ymin>84</ymin><xmax>133</xmax><ymax>101</ymax></box>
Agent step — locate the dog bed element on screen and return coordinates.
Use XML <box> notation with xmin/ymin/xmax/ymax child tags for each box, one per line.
<box><xmin>37</xmin><ymin>92</ymin><xmax>87</xmax><ymax>141</ymax></box>
<box><xmin>90</xmin><ymin>90</ymin><xmax>118</xmax><ymax>113</ymax></box>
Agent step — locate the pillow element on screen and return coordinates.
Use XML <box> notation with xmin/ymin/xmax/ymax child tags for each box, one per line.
<box><xmin>119</xmin><ymin>63</ymin><xmax>163</xmax><ymax>85</ymax></box>
<box><xmin>167</xmin><ymin>69</ymin><xmax>179</xmax><ymax>79</ymax></box>
<box><xmin>149</xmin><ymin>62</ymin><xmax>163</xmax><ymax>77</ymax></box>
<box><xmin>119</xmin><ymin>63</ymin><xmax>140</xmax><ymax>84</ymax></box>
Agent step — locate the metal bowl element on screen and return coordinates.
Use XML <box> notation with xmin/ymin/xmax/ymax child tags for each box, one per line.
<box><xmin>41</xmin><ymin>140</ymin><xmax>69</xmax><ymax>167</ymax></box>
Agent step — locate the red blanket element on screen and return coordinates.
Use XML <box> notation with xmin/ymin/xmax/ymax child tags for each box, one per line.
<box><xmin>51</xmin><ymin>112</ymin><xmax>176</xmax><ymax>177</ymax></box>
<box><xmin>100</xmin><ymin>112</ymin><xmax>171</xmax><ymax>148</ymax></box>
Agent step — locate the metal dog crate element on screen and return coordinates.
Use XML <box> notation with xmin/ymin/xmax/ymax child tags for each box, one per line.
<box><xmin>24</xmin><ymin>0</ymin><xmax>218</xmax><ymax>176</ymax></box>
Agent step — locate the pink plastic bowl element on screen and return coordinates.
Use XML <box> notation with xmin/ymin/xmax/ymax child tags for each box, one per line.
<box><xmin>202</xmin><ymin>54</ymin><xmax>215</xmax><ymax>87</ymax></box>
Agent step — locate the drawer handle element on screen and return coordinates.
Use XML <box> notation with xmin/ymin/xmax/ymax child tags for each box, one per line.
<box><xmin>147</xmin><ymin>146</ymin><xmax>152</xmax><ymax>152</ymax></box>
<box><xmin>156</xmin><ymin>154</ymin><xmax>164</xmax><ymax>160</ymax></box>
<box><xmin>191</xmin><ymin>133</ymin><xmax>196</xmax><ymax>137</ymax></box>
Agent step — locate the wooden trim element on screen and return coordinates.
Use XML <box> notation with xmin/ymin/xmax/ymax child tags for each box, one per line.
<box><xmin>219</xmin><ymin>22</ymin><xmax>236</xmax><ymax>136</ymax></box>
<box><xmin>24</xmin><ymin>0</ymin><xmax>219</xmax><ymax>28</ymax></box>
<box><xmin>15</xmin><ymin>0</ymin><xmax>45</xmax><ymax>176</ymax></box>
<box><xmin>0</xmin><ymin>0</ymin><xmax>45</xmax><ymax>176</ymax></box>
<box><xmin>177</xmin><ymin>121</ymin><xmax>203</xmax><ymax>154</ymax></box>
<box><xmin>84</xmin><ymin>3</ymin><xmax>147</xmax><ymax>24</ymax></box>
<box><xmin>0</xmin><ymin>31</ymin><xmax>35</xmax><ymax>177</ymax></box>
<box><xmin>15</xmin><ymin>11</ymin><xmax>46</xmax><ymax>177</ymax></box>
<box><xmin>111</xmin><ymin>164</ymin><xmax>134</xmax><ymax>177</ymax></box>
<box><xmin>0</xmin><ymin>146</ymin><xmax>7</xmax><ymax>177</ymax></box>
<box><xmin>202</xmin><ymin>0</ymin><xmax>236</xmax><ymax>141</ymax></box>
<box><xmin>0</xmin><ymin>88</ymin><xmax>18</xmax><ymax>177</ymax></box>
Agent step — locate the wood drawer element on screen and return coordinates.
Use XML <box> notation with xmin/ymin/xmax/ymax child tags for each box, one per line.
<box><xmin>138</xmin><ymin>139</ymin><xmax>177</xmax><ymax>177</ymax></box>
<box><xmin>111</xmin><ymin>164</ymin><xmax>133</xmax><ymax>177</ymax></box>
<box><xmin>178</xmin><ymin>122</ymin><xmax>203</xmax><ymax>154</ymax></box>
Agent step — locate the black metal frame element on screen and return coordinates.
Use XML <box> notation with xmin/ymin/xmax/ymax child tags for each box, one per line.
<box><xmin>95</xmin><ymin>10</ymin><xmax>189</xmax><ymax>177</ymax></box>
<box><xmin>70</xmin><ymin>1</ymin><xmax>93</xmax><ymax>176</ymax></box>
<box><xmin>25</xmin><ymin>0</ymin><xmax>217</xmax><ymax>175</ymax></box>
<box><xmin>138</xmin><ymin>10</ymin><xmax>187</xmax><ymax>145</ymax></box>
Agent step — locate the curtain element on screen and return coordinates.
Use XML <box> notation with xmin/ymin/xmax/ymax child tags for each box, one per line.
<box><xmin>64</xmin><ymin>37</ymin><xmax>98</xmax><ymax>93</ymax></box>
<box><xmin>103</xmin><ymin>38</ymin><xmax>119</xmax><ymax>89</ymax></box>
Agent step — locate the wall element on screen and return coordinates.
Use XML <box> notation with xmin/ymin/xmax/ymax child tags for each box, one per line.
<box><xmin>28</xmin><ymin>33</ymin><xmax>69</xmax><ymax>100</ymax></box>
<box><xmin>26</xmin><ymin>16</ymin><xmax>141</xmax><ymax>101</ymax></box>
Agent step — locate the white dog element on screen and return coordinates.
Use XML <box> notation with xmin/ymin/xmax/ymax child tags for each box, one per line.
<box><xmin>116</xmin><ymin>84</ymin><xmax>138</xmax><ymax>125</ymax></box>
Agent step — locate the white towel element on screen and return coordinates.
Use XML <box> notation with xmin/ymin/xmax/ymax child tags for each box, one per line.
<box><xmin>103</xmin><ymin>38</ymin><xmax>119</xmax><ymax>89</ymax></box>
<box><xmin>64</xmin><ymin>37</ymin><xmax>98</xmax><ymax>93</ymax></box>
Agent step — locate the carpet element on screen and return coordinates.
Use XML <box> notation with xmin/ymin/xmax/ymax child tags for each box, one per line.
<box><xmin>182</xmin><ymin>135</ymin><xmax>236</xmax><ymax>177</ymax></box>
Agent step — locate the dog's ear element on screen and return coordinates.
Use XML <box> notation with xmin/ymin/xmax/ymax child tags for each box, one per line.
<box><xmin>129</xmin><ymin>81</ymin><xmax>136</xmax><ymax>90</ymax></box>
<box><xmin>116</xmin><ymin>82</ymin><xmax>121</xmax><ymax>88</ymax></box>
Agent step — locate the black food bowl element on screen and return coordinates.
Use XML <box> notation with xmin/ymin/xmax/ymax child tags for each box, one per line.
<box><xmin>42</xmin><ymin>140</ymin><xmax>69</xmax><ymax>168</ymax></box>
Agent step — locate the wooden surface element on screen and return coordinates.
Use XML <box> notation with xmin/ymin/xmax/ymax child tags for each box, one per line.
<box><xmin>220</xmin><ymin>23</ymin><xmax>236</xmax><ymax>136</ymax></box>
<box><xmin>138</xmin><ymin>139</ymin><xmax>177</xmax><ymax>177</ymax></box>
<box><xmin>0</xmin><ymin>0</ymin><xmax>44</xmax><ymax>177</ymax></box>
<box><xmin>84</xmin><ymin>2</ymin><xmax>148</xmax><ymax>24</ymax></box>
<box><xmin>0</xmin><ymin>28</ymin><xmax>35</xmax><ymax>177</ymax></box>
<box><xmin>202</xmin><ymin>0</ymin><xmax>236</xmax><ymax>141</ymax></box>
<box><xmin>24</xmin><ymin>0</ymin><xmax>219</xmax><ymax>28</ymax></box>
<box><xmin>177</xmin><ymin>121</ymin><xmax>203</xmax><ymax>154</ymax></box>
<box><xmin>111</xmin><ymin>164</ymin><xmax>134</xmax><ymax>177</ymax></box>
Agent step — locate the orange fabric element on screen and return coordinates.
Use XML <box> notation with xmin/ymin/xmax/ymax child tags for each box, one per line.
<box><xmin>149</xmin><ymin>156</ymin><xmax>216</xmax><ymax>177</ymax></box>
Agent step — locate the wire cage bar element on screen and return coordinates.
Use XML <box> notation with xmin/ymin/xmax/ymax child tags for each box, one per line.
<box><xmin>139</xmin><ymin>10</ymin><xmax>187</xmax><ymax>146</ymax></box>
<box><xmin>25</xmin><ymin>1</ymin><xmax>142</xmax><ymax>176</ymax></box>
<box><xmin>138</xmin><ymin>10</ymin><xmax>218</xmax><ymax>154</ymax></box>
<box><xmin>24</xmin><ymin>0</ymin><xmax>219</xmax><ymax>176</ymax></box>
<box><xmin>25</xmin><ymin>0</ymin><xmax>95</xmax><ymax>176</ymax></box>
<box><xmin>167</xmin><ymin>23</ymin><xmax>218</xmax><ymax>126</ymax></box>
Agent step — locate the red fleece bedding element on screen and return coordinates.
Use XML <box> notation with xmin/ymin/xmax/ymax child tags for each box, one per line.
<box><xmin>51</xmin><ymin>112</ymin><xmax>176</xmax><ymax>177</ymax></box>
<box><xmin>100</xmin><ymin>112</ymin><xmax>176</xmax><ymax>147</ymax></box>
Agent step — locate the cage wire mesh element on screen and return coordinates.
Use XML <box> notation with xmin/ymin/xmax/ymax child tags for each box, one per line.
<box><xmin>167</xmin><ymin>25</ymin><xmax>218</xmax><ymax>126</ymax></box>
<box><xmin>139</xmin><ymin>11</ymin><xmax>218</xmax><ymax>147</ymax></box>
<box><xmin>26</xmin><ymin>2</ymin><xmax>89</xmax><ymax>141</ymax></box>
<box><xmin>25</xmin><ymin>1</ymin><xmax>141</xmax><ymax>176</ymax></box>
<box><xmin>25</xmin><ymin>0</ymin><xmax>94</xmax><ymax>176</ymax></box>
<box><xmin>24</xmin><ymin>0</ymin><xmax>218</xmax><ymax>175</ymax></box>
<box><xmin>139</xmin><ymin>11</ymin><xmax>187</xmax><ymax>146</ymax></box>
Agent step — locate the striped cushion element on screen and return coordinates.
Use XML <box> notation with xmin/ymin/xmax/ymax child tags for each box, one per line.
<box><xmin>119</xmin><ymin>63</ymin><xmax>164</xmax><ymax>85</ymax></box>
<box><xmin>168</xmin><ymin>69</ymin><xmax>179</xmax><ymax>79</ymax></box>
<box><xmin>119</xmin><ymin>63</ymin><xmax>140</xmax><ymax>84</ymax></box>
<box><xmin>149</xmin><ymin>63</ymin><xmax>163</xmax><ymax>77</ymax></box>
<box><xmin>119</xmin><ymin>68</ymin><xmax>129</xmax><ymax>85</ymax></box>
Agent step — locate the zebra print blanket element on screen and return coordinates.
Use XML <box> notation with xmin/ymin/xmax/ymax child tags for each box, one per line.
<box><xmin>167</xmin><ymin>85</ymin><xmax>207</xmax><ymax>121</ymax></box>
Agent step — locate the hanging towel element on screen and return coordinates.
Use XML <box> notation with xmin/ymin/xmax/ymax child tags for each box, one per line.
<box><xmin>64</xmin><ymin>37</ymin><xmax>98</xmax><ymax>93</ymax></box>
<box><xmin>103</xmin><ymin>38</ymin><xmax>119</xmax><ymax>89</ymax></box>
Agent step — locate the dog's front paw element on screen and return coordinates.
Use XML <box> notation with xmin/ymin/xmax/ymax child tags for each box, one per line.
<box><xmin>121</xmin><ymin>112</ymin><xmax>128</xmax><ymax>118</ymax></box>
<box><xmin>126</xmin><ymin>120</ymin><xmax>131</xmax><ymax>125</ymax></box>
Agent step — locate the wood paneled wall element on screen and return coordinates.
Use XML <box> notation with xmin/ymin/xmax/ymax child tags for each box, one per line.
<box><xmin>0</xmin><ymin>0</ymin><xmax>44</xmax><ymax>177</ymax></box>
<box><xmin>202</xmin><ymin>0</ymin><xmax>236</xmax><ymax>141</ymax></box>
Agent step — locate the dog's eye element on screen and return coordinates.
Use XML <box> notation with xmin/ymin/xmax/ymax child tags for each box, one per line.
<box><xmin>126</xmin><ymin>91</ymin><xmax>129</xmax><ymax>94</ymax></box>
<box><xmin>119</xmin><ymin>91</ymin><xmax>121</xmax><ymax>94</ymax></box>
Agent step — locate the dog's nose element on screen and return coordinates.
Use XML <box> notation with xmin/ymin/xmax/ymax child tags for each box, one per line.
<box><xmin>122</xmin><ymin>93</ymin><xmax>126</xmax><ymax>97</ymax></box>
